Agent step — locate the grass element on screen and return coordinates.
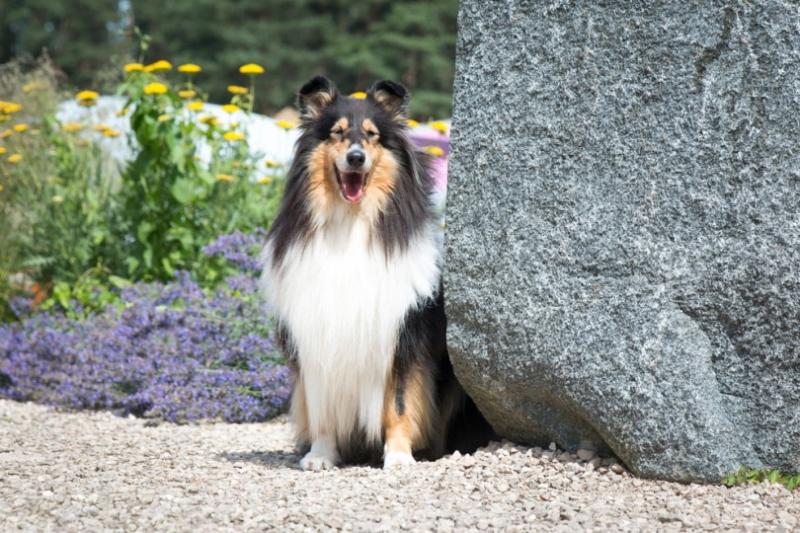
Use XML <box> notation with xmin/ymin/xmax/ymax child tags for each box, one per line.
<box><xmin>723</xmin><ymin>468</ymin><xmax>800</xmax><ymax>491</ymax></box>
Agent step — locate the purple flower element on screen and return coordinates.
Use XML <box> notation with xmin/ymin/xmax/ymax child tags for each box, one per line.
<box><xmin>0</xmin><ymin>235</ymin><xmax>290</xmax><ymax>423</ymax></box>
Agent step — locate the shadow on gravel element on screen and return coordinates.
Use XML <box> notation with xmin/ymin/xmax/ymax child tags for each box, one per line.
<box><xmin>219</xmin><ymin>450</ymin><xmax>302</xmax><ymax>469</ymax></box>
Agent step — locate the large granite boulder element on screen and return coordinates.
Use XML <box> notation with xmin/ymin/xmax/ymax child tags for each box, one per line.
<box><xmin>445</xmin><ymin>1</ymin><xmax>800</xmax><ymax>482</ymax></box>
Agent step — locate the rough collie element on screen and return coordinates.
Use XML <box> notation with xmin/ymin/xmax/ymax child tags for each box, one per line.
<box><xmin>260</xmin><ymin>76</ymin><xmax>491</xmax><ymax>470</ymax></box>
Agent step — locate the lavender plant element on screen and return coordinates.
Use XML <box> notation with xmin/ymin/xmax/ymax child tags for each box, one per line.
<box><xmin>0</xmin><ymin>234</ymin><xmax>291</xmax><ymax>423</ymax></box>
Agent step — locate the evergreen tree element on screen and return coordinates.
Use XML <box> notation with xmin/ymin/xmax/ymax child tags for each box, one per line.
<box><xmin>0</xmin><ymin>0</ymin><xmax>458</xmax><ymax>118</ymax></box>
<box><xmin>0</xmin><ymin>0</ymin><xmax>129</xmax><ymax>90</ymax></box>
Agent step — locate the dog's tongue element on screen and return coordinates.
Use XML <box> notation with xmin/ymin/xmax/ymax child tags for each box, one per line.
<box><xmin>342</xmin><ymin>172</ymin><xmax>364</xmax><ymax>203</ymax></box>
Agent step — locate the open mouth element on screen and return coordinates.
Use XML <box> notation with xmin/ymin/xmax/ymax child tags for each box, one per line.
<box><xmin>334</xmin><ymin>167</ymin><xmax>366</xmax><ymax>204</ymax></box>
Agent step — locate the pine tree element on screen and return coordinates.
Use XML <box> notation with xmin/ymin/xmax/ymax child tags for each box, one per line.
<box><xmin>0</xmin><ymin>0</ymin><xmax>458</xmax><ymax>118</ymax></box>
<box><xmin>0</xmin><ymin>0</ymin><xmax>129</xmax><ymax>90</ymax></box>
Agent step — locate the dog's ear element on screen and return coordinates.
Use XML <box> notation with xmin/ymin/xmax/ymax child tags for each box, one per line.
<box><xmin>298</xmin><ymin>76</ymin><xmax>338</xmax><ymax>118</ymax></box>
<box><xmin>367</xmin><ymin>80</ymin><xmax>409</xmax><ymax>119</ymax></box>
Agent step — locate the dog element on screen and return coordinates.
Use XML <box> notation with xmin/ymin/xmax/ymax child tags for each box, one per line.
<box><xmin>260</xmin><ymin>76</ymin><xmax>492</xmax><ymax>470</ymax></box>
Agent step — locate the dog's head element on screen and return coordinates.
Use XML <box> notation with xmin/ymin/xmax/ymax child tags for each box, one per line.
<box><xmin>297</xmin><ymin>76</ymin><xmax>409</xmax><ymax>206</ymax></box>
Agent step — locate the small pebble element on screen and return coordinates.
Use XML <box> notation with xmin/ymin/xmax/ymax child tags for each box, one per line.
<box><xmin>0</xmin><ymin>399</ymin><xmax>793</xmax><ymax>531</ymax></box>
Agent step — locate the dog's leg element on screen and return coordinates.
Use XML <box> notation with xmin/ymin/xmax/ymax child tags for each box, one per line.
<box><xmin>299</xmin><ymin>432</ymin><xmax>340</xmax><ymax>471</ymax></box>
<box><xmin>290</xmin><ymin>371</ymin><xmax>310</xmax><ymax>450</ymax></box>
<box><xmin>382</xmin><ymin>362</ymin><xmax>437</xmax><ymax>469</ymax></box>
<box><xmin>296</xmin><ymin>371</ymin><xmax>341</xmax><ymax>471</ymax></box>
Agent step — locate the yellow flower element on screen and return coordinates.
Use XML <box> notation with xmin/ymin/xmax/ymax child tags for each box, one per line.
<box><xmin>186</xmin><ymin>101</ymin><xmax>204</xmax><ymax>112</ymax></box>
<box><xmin>103</xmin><ymin>129</ymin><xmax>121</xmax><ymax>138</ymax></box>
<box><xmin>264</xmin><ymin>159</ymin><xmax>281</xmax><ymax>169</ymax></box>
<box><xmin>429</xmin><ymin>121</ymin><xmax>449</xmax><ymax>135</ymax></box>
<box><xmin>239</xmin><ymin>63</ymin><xmax>265</xmax><ymax>75</ymax></box>
<box><xmin>52</xmin><ymin>195</ymin><xmax>64</xmax><ymax>204</ymax></box>
<box><xmin>144</xmin><ymin>60</ymin><xmax>172</xmax><ymax>72</ymax></box>
<box><xmin>0</xmin><ymin>130</ymin><xmax>13</xmax><ymax>139</ymax></box>
<box><xmin>8</xmin><ymin>153</ymin><xmax>22</xmax><ymax>164</ymax></box>
<box><xmin>13</xmin><ymin>124</ymin><xmax>29</xmax><ymax>133</ymax></box>
<box><xmin>144</xmin><ymin>82</ymin><xmax>168</xmax><ymax>95</ymax></box>
<box><xmin>158</xmin><ymin>114</ymin><xmax>172</xmax><ymax>123</ymax></box>
<box><xmin>62</xmin><ymin>122</ymin><xmax>84</xmax><ymax>133</ymax></box>
<box><xmin>178</xmin><ymin>63</ymin><xmax>202</xmax><ymax>73</ymax></box>
<box><xmin>222</xmin><ymin>104</ymin><xmax>240</xmax><ymax>113</ymax></box>
<box><xmin>423</xmin><ymin>145</ymin><xmax>445</xmax><ymax>157</ymax></box>
<box><xmin>350</xmin><ymin>91</ymin><xmax>367</xmax><ymax>100</ymax></box>
<box><xmin>0</xmin><ymin>147</ymin><xmax>6</xmax><ymax>154</ymax></box>
<box><xmin>227</xmin><ymin>85</ymin><xmax>248</xmax><ymax>95</ymax></box>
<box><xmin>2</xmin><ymin>102</ymin><xmax>22</xmax><ymax>114</ymax></box>
<box><xmin>223</xmin><ymin>131</ymin><xmax>245</xmax><ymax>142</ymax></box>
<box><xmin>257</xmin><ymin>176</ymin><xmax>272</xmax><ymax>185</ymax></box>
<box><xmin>94</xmin><ymin>124</ymin><xmax>111</xmax><ymax>133</ymax></box>
<box><xmin>75</xmin><ymin>90</ymin><xmax>99</xmax><ymax>102</ymax></box>
<box><xmin>123</xmin><ymin>63</ymin><xmax>144</xmax><ymax>73</ymax></box>
<box><xmin>0</xmin><ymin>115</ymin><xmax>8</xmax><ymax>123</ymax></box>
<box><xmin>275</xmin><ymin>119</ymin><xmax>295</xmax><ymax>130</ymax></box>
<box><xmin>406</xmin><ymin>119</ymin><xmax>420</xmax><ymax>128</ymax></box>
<box><xmin>216</xmin><ymin>173</ymin><xmax>235</xmax><ymax>182</ymax></box>
<box><xmin>178</xmin><ymin>89</ymin><xmax>197</xmax><ymax>99</ymax></box>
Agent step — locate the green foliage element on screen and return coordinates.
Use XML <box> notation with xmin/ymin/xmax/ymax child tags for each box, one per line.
<box><xmin>0</xmin><ymin>0</ymin><xmax>458</xmax><ymax>118</ymax></box>
<box><xmin>0</xmin><ymin>57</ymin><xmax>115</xmax><ymax>319</ymax></box>
<box><xmin>0</xmin><ymin>0</ymin><xmax>129</xmax><ymax>92</ymax></box>
<box><xmin>0</xmin><ymin>55</ymin><xmax>284</xmax><ymax>320</ymax></box>
<box><xmin>723</xmin><ymin>468</ymin><xmax>800</xmax><ymax>491</ymax></box>
<box><xmin>134</xmin><ymin>0</ymin><xmax>458</xmax><ymax>118</ymax></box>
<box><xmin>40</xmin><ymin>267</ymin><xmax>129</xmax><ymax>319</ymax></box>
<box><xmin>112</xmin><ymin>67</ymin><xmax>280</xmax><ymax>282</ymax></box>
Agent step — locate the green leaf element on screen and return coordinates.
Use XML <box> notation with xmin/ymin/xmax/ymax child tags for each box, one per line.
<box><xmin>137</xmin><ymin>221</ymin><xmax>153</xmax><ymax>243</ymax></box>
<box><xmin>53</xmin><ymin>282</ymin><xmax>72</xmax><ymax>310</ymax></box>
<box><xmin>170</xmin><ymin>178</ymin><xmax>195</xmax><ymax>205</ymax></box>
<box><xmin>108</xmin><ymin>275</ymin><xmax>132</xmax><ymax>289</ymax></box>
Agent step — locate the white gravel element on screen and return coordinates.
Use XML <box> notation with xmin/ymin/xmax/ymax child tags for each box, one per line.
<box><xmin>1</xmin><ymin>399</ymin><xmax>797</xmax><ymax>532</ymax></box>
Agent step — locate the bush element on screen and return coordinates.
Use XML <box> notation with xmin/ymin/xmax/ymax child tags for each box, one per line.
<box><xmin>0</xmin><ymin>57</ymin><xmax>114</xmax><ymax>320</ymax></box>
<box><xmin>113</xmin><ymin>60</ymin><xmax>281</xmax><ymax>282</ymax></box>
<box><xmin>0</xmin><ymin>53</ymin><xmax>285</xmax><ymax>319</ymax></box>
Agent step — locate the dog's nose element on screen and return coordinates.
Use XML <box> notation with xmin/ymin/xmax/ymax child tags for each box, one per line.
<box><xmin>347</xmin><ymin>149</ymin><xmax>366</xmax><ymax>168</ymax></box>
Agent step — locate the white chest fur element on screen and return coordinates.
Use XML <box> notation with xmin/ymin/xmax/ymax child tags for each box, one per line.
<box><xmin>261</xmin><ymin>217</ymin><xmax>441</xmax><ymax>444</ymax></box>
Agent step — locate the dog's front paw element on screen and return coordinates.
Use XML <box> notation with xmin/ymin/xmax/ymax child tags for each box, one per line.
<box><xmin>383</xmin><ymin>451</ymin><xmax>416</xmax><ymax>469</ymax></box>
<box><xmin>300</xmin><ymin>450</ymin><xmax>339</xmax><ymax>471</ymax></box>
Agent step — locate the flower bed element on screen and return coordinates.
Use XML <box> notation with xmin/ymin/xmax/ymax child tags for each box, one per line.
<box><xmin>0</xmin><ymin>232</ymin><xmax>291</xmax><ymax>423</ymax></box>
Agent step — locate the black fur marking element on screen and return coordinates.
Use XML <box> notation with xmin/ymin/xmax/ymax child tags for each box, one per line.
<box><xmin>274</xmin><ymin>322</ymin><xmax>297</xmax><ymax>363</ymax></box>
<box><xmin>368</xmin><ymin>79</ymin><xmax>410</xmax><ymax>117</ymax></box>
<box><xmin>298</xmin><ymin>76</ymin><xmax>338</xmax><ymax>116</ymax></box>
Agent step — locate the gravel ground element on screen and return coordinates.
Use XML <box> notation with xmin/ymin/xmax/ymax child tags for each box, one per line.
<box><xmin>1</xmin><ymin>399</ymin><xmax>797</xmax><ymax>532</ymax></box>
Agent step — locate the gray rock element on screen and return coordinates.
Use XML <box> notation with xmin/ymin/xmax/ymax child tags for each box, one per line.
<box><xmin>446</xmin><ymin>0</ymin><xmax>800</xmax><ymax>482</ymax></box>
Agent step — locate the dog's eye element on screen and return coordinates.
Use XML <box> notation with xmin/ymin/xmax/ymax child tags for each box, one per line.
<box><xmin>331</xmin><ymin>128</ymin><xmax>344</xmax><ymax>138</ymax></box>
<box><xmin>365</xmin><ymin>130</ymin><xmax>379</xmax><ymax>139</ymax></box>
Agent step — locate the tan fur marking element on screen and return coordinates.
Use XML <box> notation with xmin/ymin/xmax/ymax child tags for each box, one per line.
<box><xmin>362</xmin><ymin>118</ymin><xmax>378</xmax><ymax>136</ymax></box>
<box><xmin>306</xmin><ymin>143</ymin><xmax>339</xmax><ymax>218</ymax></box>
<box><xmin>383</xmin><ymin>362</ymin><xmax>440</xmax><ymax>456</ymax></box>
<box><xmin>291</xmin><ymin>371</ymin><xmax>310</xmax><ymax>448</ymax></box>
<box><xmin>332</xmin><ymin>117</ymin><xmax>349</xmax><ymax>134</ymax></box>
<box><xmin>363</xmin><ymin>146</ymin><xmax>397</xmax><ymax>215</ymax></box>
<box><xmin>302</xmin><ymin>91</ymin><xmax>335</xmax><ymax>119</ymax></box>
